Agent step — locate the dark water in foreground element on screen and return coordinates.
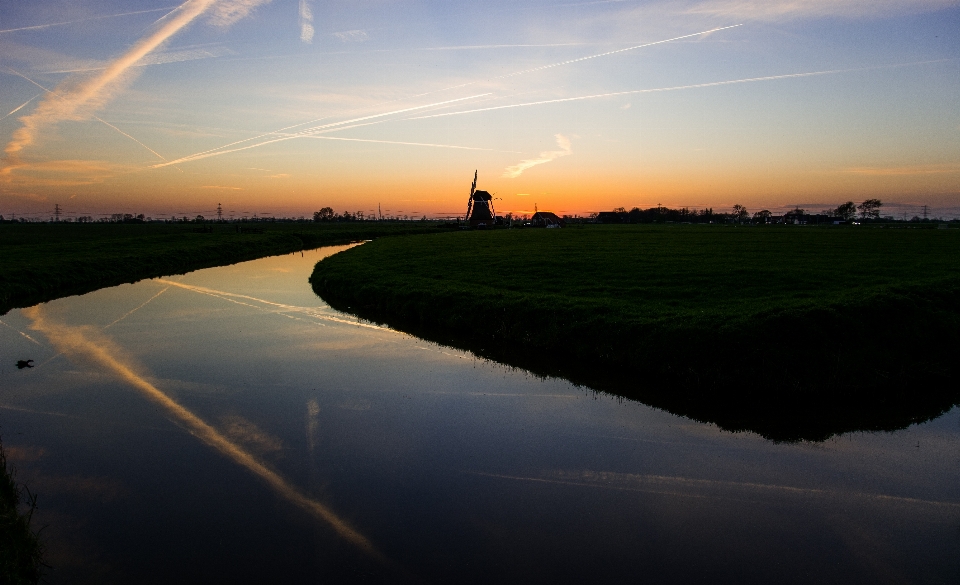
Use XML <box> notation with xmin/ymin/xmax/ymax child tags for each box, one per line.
<box><xmin>1</xmin><ymin>247</ymin><xmax>958</xmax><ymax>584</ymax></box>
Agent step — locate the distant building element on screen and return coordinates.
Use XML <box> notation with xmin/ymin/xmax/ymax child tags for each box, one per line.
<box><xmin>530</xmin><ymin>211</ymin><xmax>565</xmax><ymax>228</ymax></box>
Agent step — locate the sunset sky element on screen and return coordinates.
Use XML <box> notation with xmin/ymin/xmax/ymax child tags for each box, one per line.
<box><xmin>1</xmin><ymin>0</ymin><xmax>958</xmax><ymax>220</ymax></box>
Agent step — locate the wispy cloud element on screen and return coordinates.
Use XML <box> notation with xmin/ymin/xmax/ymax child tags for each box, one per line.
<box><xmin>0</xmin><ymin>7</ymin><xmax>178</xmax><ymax>35</ymax></box>
<box><xmin>5</xmin><ymin>159</ymin><xmax>126</xmax><ymax>186</ymax></box>
<box><xmin>333</xmin><ymin>29</ymin><xmax>369</xmax><ymax>43</ymax></box>
<box><xmin>208</xmin><ymin>0</ymin><xmax>273</xmax><ymax>27</ymax></box>
<box><xmin>39</xmin><ymin>45</ymin><xmax>237</xmax><ymax>74</ymax></box>
<box><xmin>685</xmin><ymin>0</ymin><xmax>959</xmax><ymax>20</ymax></box>
<box><xmin>842</xmin><ymin>163</ymin><xmax>960</xmax><ymax>176</ymax></box>
<box><xmin>503</xmin><ymin>134</ymin><xmax>572</xmax><ymax>178</ymax></box>
<box><xmin>299</xmin><ymin>0</ymin><xmax>314</xmax><ymax>43</ymax></box>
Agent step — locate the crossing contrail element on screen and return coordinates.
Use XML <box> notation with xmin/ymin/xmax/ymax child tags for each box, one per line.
<box><xmin>408</xmin><ymin>61</ymin><xmax>954</xmax><ymax>121</ymax></box>
<box><xmin>0</xmin><ymin>7</ymin><xmax>178</xmax><ymax>34</ymax></box>
<box><xmin>2</xmin><ymin>0</ymin><xmax>226</xmax><ymax>177</ymax></box>
<box><xmin>151</xmin><ymin>93</ymin><xmax>492</xmax><ymax>168</ymax></box>
<box><xmin>4</xmin><ymin>68</ymin><xmax>170</xmax><ymax>162</ymax></box>
<box><xmin>149</xmin><ymin>26</ymin><xmax>740</xmax><ymax>170</ymax></box>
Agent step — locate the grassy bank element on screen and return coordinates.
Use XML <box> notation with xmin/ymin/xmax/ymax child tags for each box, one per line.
<box><xmin>0</xmin><ymin>440</ymin><xmax>43</xmax><ymax>584</ymax></box>
<box><xmin>311</xmin><ymin>225</ymin><xmax>960</xmax><ymax>441</ymax></box>
<box><xmin>0</xmin><ymin>222</ymin><xmax>442</xmax><ymax>316</ymax></box>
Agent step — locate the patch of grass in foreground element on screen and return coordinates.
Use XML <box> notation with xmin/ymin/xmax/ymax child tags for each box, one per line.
<box><xmin>0</xmin><ymin>440</ymin><xmax>43</xmax><ymax>585</ymax></box>
<box><xmin>0</xmin><ymin>222</ymin><xmax>442</xmax><ymax>315</ymax></box>
<box><xmin>311</xmin><ymin>225</ymin><xmax>960</xmax><ymax>441</ymax></box>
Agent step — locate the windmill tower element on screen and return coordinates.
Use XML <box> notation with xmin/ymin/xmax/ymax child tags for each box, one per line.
<box><xmin>465</xmin><ymin>170</ymin><xmax>495</xmax><ymax>227</ymax></box>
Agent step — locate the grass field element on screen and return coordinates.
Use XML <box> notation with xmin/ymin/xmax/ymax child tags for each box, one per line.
<box><xmin>0</xmin><ymin>222</ymin><xmax>442</xmax><ymax>316</ymax></box>
<box><xmin>311</xmin><ymin>224</ymin><xmax>960</xmax><ymax>440</ymax></box>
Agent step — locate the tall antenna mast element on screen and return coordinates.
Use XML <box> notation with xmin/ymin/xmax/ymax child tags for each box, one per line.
<box><xmin>216</xmin><ymin>202</ymin><xmax>223</xmax><ymax>222</ymax></box>
<box><xmin>54</xmin><ymin>203</ymin><xmax>61</xmax><ymax>222</ymax></box>
<box><xmin>922</xmin><ymin>205</ymin><xmax>929</xmax><ymax>220</ymax></box>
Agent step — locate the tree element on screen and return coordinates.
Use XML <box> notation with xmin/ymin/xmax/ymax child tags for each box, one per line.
<box><xmin>753</xmin><ymin>210</ymin><xmax>772</xmax><ymax>224</ymax></box>
<box><xmin>313</xmin><ymin>207</ymin><xmax>335</xmax><ymax>222</ymax></box>
<box><xmin>857</xmin><ymin>199</ymin><xmax>882</xmax><ymax>220</ymax></box>
<box><xmin>732</xmin><ymin>204</ymin><xmax>748</xmax><ymax>223</ymax></box>
<box><xmin>834</xmin><ymin>201</ymin><xmax>856</xmax><ymax>220</ymax></box>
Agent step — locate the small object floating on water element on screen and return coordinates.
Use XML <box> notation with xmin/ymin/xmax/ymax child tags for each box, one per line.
<box><xmin>16</xmin><ymin>359</ymin><xmax>34</xmax><ymax>369</ymax></box>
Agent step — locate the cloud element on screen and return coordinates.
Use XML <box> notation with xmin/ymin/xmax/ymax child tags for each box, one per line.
<box><xmin>333</xmin><ymin>29</ymin><xmax>369</xmax><ymax>43</ymax></box>
<box><xmin>2</xmin><ymin>0</ymin><xmax>218</xmax><ymax>176</ymax></box>
<box><xmin>841</xmin><ymin>163</ymin><xmax>960</xmax><ymax>176</ymax></box>
<box><xmin>503</xmin><ymin>134</ymin><xmax>572</xmax><ymax>178</ymax></box>
<box><xmin>9</xmin><ymin>159</ymin><xmax>126</xmax><ymax>186</ymax></box>
<box><xmin>299</xmin><ymin>0</ymin><xmax>314</xmax><ymax>43</ymax></box>
<box><xmin>684</xmin><ymin>0</ymin><xmax>959</xmax><ymax>20</ymax></box>
<box><xmin>208</xmin><ymin>0</ymin><xmax>272</xmax><ymax>27</ymax></box>
<box><xmin>39</xmin><ymin>45</ymin><xmax>237</xmax><ymax>74</ymax></box>
<box><xmin>0</xmin><ymin>7</ymin><xmax>178</xmax><ymax>35</ymax></box>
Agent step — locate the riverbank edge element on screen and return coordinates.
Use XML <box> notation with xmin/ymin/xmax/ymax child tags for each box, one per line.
<box><xmin>310</xmin><ymin>246</ymin><xmax>960</xmax><ymax>441</ymax></box>
<box><xmin>0</xmin><ymin>227</ymin><xmax>438</xmax><ymax>316</ymax></box>
<box><xmin>0</xmin><ymin>439</ymin><xmax>43</xmax><ymax>584</ymax></box>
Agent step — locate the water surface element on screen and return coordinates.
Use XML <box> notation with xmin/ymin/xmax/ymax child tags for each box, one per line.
<box><xmin>1</xmin><ymin>247</ymin><xmax>958</xmax><ymax>583</ymax></box>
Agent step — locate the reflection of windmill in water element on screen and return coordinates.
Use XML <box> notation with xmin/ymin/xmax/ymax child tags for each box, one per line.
<box><xmin>465</xmin><ymin>170</ymin><xmax>496</xmax><ymax>228</ymax></box>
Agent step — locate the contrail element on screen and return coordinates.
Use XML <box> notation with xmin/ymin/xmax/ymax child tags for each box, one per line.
<box><xmin>433</xmin><ymin>24</ymin><xmax>743</xmax><ymax>95</ymax></box>
<box><xmin>24</xmin><ymin>305</ymin><xmax>389</xmax><ymax>562</ymax></box>
<box><xmin>151</xmin><ymin>93</ymin><xmax>492</xmax><ymax>168</ymax></box>
<box><xmin>408</xmin><ymin>61</ymin><xmax>953</xmax><ymax>121</ymax></box>
<box><xmin>304</xmin><ymin>135</ymin><xmax>518</xmax><ymax>152</ymax></box>
<box><xmin>151</xmin><ymin>26</ymin><xmax>739</xmax><ymax>170</ymax></box>
<box><xmin>3</xmin><ymin>0</ymin><xmax>221</xmax><ymax>176</ymax></box>
<box><xmin>0</xmin><ymin>94</ymin><xmax>41</xmax><ymax>122</ymax></box>
<box><xmin>103</xmin><ymin>287</ymin><xmax>170</xmax><ymax>329</ymax></box>
<box><xmin>4</xmin><ymin>68</ymin><xmax>169</xmax><ymax>162</ymax></box>
<box><xmin>0</xmin><ymin>318</ymin><xmax>42</xmax><ymax>345</ymax></box>
<box><xmin>0</xmin><ymin>7</ymin><xmax>178</xmax><ymax>34</ymax></box>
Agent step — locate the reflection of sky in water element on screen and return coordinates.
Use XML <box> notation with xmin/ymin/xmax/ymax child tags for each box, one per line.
<box><xmin>2</xmin><ymin>247</ymin><xmax>959</xmax><ymax>583</ymax></box>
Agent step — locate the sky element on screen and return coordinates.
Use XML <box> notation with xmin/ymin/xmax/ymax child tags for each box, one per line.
<box><xmin>0</xmin><ymin>0</ymin><xmax>958</xmax><ymax>220</ymax></box>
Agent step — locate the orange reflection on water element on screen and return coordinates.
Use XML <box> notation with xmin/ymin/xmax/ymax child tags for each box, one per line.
<box><xmin>23</xmin><ymin>305</ymin><xmax>386</xmax><ymax>563</ymax></box>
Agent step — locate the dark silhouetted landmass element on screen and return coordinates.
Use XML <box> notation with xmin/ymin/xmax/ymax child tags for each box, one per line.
<box><xmin>311</xmin><ymin>224</ymin><xmax>960</xmax><ymax>441</ymax></box>
<box><xmin>0</xmin><ymin>222</ymin><xmax>442</xmax><ymax>316</ymax></box>
<box><xmin>0</xmin><ymin>439</ymin><xmax>43</xmax><ymax>585</ymax></box>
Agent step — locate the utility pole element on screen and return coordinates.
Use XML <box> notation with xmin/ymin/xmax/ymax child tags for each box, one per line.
<box><xmin>54</xmin><ymin>203</ymin><xmax>61</xmax><ymax>222</ymax></box>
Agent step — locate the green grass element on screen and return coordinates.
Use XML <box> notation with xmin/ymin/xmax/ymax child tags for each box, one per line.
<box><xmin>0</xmin><ymin>440</ymin><xmax>43</xmax><ymax>585</ymax></box>
<box><xmin>311</xmin><ymin>224</ymin><xmax>960</xmax><ymax>441</ymax></box>
<box><xmin>0</xmin><ymin>222</ymin><xmax>444</xmax><ymax>315</ymax></box>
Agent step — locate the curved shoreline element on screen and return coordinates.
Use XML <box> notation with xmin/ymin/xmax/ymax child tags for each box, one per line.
<box><xmin>311</xmin><ymin>226</ymin><xmax>960</xmax><ymax>441</ymax></box>
<box><xmin>0</xmin><ymin>223</ymin><xmax>440</xmax><ymax>316</ymax></box>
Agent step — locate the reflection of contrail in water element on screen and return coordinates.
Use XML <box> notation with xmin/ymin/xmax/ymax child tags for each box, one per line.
<box><xmin>155</xmin><ymin>279</ymin><xmax>388</xmax><ymax>330</ymax></box>
<box><xmin>23</xmin><ymin>305</ymin><xmax>387</xmax><ymax>562</ymax></box>
<box><xmin>104</xmin><ymin>286</ymin><xmax>170</xmax><ymax>329</ymax></box>
<box><xmin>0</xmin><ymin>318</ymin><xmax>42</xmax><ymax>345</ymax></box>
<box><xmin>466</xmin><ymin>469</ymin><xmax>960</xmax><ymax>509</ymax></box>
<box><xmin>151</xmin><ymin>94</ymin><xmax>491</xmax><ymax>168</ymax></box>
<box><xmin>408</xmin><ymin>61</ymin><xmax>952</xmax><ymax>121</ymax></box>
<box><xmin>0</xmin><ymin>7</ymin><xmax>178</xmax><ymax>34</ymax></box>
